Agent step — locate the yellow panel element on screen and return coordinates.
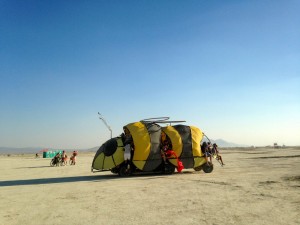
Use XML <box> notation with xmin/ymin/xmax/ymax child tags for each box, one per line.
<box><xmin>190</xmin><ymin>126</ymin><xmax>203</xmax><ymax>157</ymax></box>
<box><xmin>125</xmin><ymin>122</ymin><xmax>151</xmax><ymax>161</ymax></box>
<box><xmin>194</xmin><ymin>157</ymin><xmax>206</xmax><ymax>168</ymax></box>
<box><xmin>103</xmin><ymin>155</ymin><xmax>115</xmax><ymax>169</ymax></box>
<box><xmin>132</xmin><ymin>160</ymin><xmax>146</xmax><ymax>170</ymax></box>
<box><xmin>113</xmin><ymin>138</ymin><xmax>125</xmax><ymax>166</ymax></box>
<box><xmin>168</xmin><ymin>158</ymin><xmax>178</xmax><ymax>167</ymax></box>
<box><xmin>162</xmin><ymin>126</ymin><xmax>182</xmax><ymax>167</ymax></box>
<box><xmin>93</xmin><ymin>153</ymin><xmax>105</xmax><ymax>170</ymax></box>
<box><xmin>112</xmin><ymin>147</ymin><xmax>125</xmax><ymax>166</ymax></box>
<box><xmin>162</xmin><ymin>126</ymin><xmax>182</xmax><ymax>156</ymax></box>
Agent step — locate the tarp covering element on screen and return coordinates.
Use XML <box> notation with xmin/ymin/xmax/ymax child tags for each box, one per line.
<box><xmin>125</xmin><ymin>122</ymin><xmax>162</xmax><ymax>171</ymax></box>
<box><xmin>162</xmin><ymin>125</ymin><xmax>205</xmax><ymax>168</ymax></box>
<box><xmin>92</xmin><ymin>137</ymin><xmax>124</xmax><ymax>170</ymax></box>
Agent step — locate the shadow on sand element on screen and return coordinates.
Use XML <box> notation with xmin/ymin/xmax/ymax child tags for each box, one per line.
<box><xmin>0</xmin><ymin>172</ymin><xmax>176</xmax><ymax>187</ymax></box>
<box><xmin>0</xmin><ymin>174</ymin><xmax>120</xmax><ymax>187</ymax></box>
<box><xmin>15</xmin><ymin>166</ymin><xmax>51</xmax><ymax>169</ymax></box>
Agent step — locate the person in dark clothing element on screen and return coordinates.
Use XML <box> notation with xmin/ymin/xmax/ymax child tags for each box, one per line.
<box><xmin>201</xmin><ymin>141</ymin><xmax>212</xmax><ymax>164</ymax></box>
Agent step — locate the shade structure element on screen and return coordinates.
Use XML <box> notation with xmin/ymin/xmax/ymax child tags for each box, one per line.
<box><xmin>162</xmin><ymin>125</ymin><xmax>206</xmax><ymax>168</ymax></box>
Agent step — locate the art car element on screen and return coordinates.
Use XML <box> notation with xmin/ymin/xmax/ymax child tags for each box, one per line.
<box><xmin>91</xmin><ymin>118</ymin><xmax>214</xmax><ymax>176</ymax></box>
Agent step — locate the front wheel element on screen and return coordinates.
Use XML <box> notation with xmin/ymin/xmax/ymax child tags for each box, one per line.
<box><xmin>118</xmin><ymin>165</ymin><xmax>132</xmax><ymax>177</ymax></box>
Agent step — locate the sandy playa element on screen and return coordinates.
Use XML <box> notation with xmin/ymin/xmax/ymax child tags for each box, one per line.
<box><xmin>0</xmin><ymin>148</ymin><xmax>299</xmax><ymax>225</ymax></box>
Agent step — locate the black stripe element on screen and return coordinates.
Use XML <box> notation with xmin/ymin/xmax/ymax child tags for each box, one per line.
<box><xmin>173</xmin><ymin>125</ymin><xmax>194</xmax><ymax>168</ymax></box>
<box><xmin>142</xmin><ymin>123</ymin><xmax>163</xmax><ymax>171</ymax></box>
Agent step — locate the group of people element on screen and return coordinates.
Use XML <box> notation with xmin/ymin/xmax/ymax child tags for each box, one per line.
<box><xmin>201</xmin><ymin>142</ymin><xmax>225</xmax><ymax>166</ymax></box>
<box><xmin>53</xmin><ymin>150</ymin><xmax>77</xmax><ymax>166</ymax></box>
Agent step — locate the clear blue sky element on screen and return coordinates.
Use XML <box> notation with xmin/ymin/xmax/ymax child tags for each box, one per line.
<box><xmin>1</xmin><ymin>0</ymin><xmax>299</xmax><ymax>148</ymax></box>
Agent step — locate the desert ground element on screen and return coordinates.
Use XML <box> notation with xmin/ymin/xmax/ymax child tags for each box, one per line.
<box><xmin>0</xmin><ymin>148</ymin><xmax>299</xmax><ymax>225</ymax></box>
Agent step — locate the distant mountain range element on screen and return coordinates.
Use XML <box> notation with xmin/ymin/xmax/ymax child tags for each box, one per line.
<box><xmin>211</xmin><ymin>139</ymin><xmax>249</xmax><ymax>148</ymax></box>
<box><xmin>0</xmin><ymin>139</ymin><xmax>247</xmax><ymax>154</ymax></box>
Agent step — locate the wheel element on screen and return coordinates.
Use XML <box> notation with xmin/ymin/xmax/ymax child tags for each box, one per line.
<box><xmin>50</xmin><ymin>159</ymin><xmax>55</xmax><ymax>167</ymax></box>
<box><xmin>202</xmin><ymin>162</ymin><xmax>214</xmax><ymax>173</ymax></box>
<box><xmin>118</xmin><ymin>165</ymin><xmax>132</xmax><ymax>177</ymax></box>
<box><xmin>194</xmin><ymin>166</ymin><xmax>202</xmax><ymax>171</ymax></box>
<box><xmin>164</xmin><ymin>163</ymin><xmax>175</xmax><ymax>175</ymax></box>
<box><xmin>111</xmin><ymin>168</ymin><xmax>119</xmax><ymax>174</ymax></box>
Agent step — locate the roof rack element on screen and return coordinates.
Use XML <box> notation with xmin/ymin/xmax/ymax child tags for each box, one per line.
<box><xmin>140</xmin><ymin>117</ymin><xmax>186</xmax><ymax>124</ymax></box>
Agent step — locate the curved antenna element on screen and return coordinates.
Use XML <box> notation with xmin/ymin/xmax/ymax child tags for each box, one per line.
<box><xmin>98</xmin><ymin>112</ymin><xmax>112</xmax><ymax>138</ymax></box>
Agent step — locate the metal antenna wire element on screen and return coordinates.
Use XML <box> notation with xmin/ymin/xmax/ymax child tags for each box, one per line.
<box><xmin>98</xmin><ymin>112</ymin><xmax>112</xmax><ymax>139</ymax></box>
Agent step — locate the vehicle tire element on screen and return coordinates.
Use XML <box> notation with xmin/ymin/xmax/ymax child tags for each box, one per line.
<box><xmin>164</xmin><ymin>163</ymin><xmax>175</xmax><ymax>175</ymax></box>
<box><xmin>194</xmin><ymin>166</ymin><xmax>202</xmax><ymax>171</ymax></box>
<box><xmin>118</xmin><ymin>165</ymin><xmax>131</xmax><ymax>177</ymax></box>
<box><xmin>111</xmin><ymin>168</ymin><xmax>119</xmax><ymax>174</ymax></box>
<box><xmin>202</xmin><ymin>162</ymin><xmax>214</xmax><ymax>173</ymax></box>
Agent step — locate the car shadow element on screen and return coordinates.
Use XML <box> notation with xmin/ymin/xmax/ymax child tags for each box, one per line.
<box><xmin>0</xmin><ymin>172</ymin><xmax>177</xmax><ymax>187</ymax></box>
<box><xmin>0</xmin><ymin>174</ymin><xmax>119</xmax><ymax>187</ymax></box>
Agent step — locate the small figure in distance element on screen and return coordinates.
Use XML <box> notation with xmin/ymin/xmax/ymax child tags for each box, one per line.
<box><xmin>62</xmin><ymin>151</ymin><xmax>68</xmax><ymax>166</ymax></box>
<box><xmin>201</xmin><ymin>141</ymin><xmax>212</xmax><ymax>164</ymax></box>
<box><xmin>70</xmin><ymin>151</ymin><xmax>77</xmax><ymax>165</ymax></box>
<box><xmin>35</xmin><ymin>153</ymin><xmax>39</xmax><ymax>158</ymax></box>
<box><xmin>212</xmin><ymin>143</ymin><xmax>225</xmax><ymax>166</ymax></box>
<box><xmin>54</xmin><ymin>152</ymin><xmax>61</xmax><ymax>166</ymax></box>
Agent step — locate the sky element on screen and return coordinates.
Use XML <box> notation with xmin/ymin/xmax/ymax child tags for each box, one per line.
<box><xmin>0</xmin><ymin>0</ymin><xmax>299</xmax><ymax>149</ymax></box>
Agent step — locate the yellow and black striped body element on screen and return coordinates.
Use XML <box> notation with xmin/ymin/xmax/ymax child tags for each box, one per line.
<box><xmin>162</xmin><ymin>125</ymin><xmax>206</xmax><ymax>168</ymax></box>
<box><xmin>124</xmin><ymin>121</ymin><xmax>162</xmax><ymax>171</ymax></box>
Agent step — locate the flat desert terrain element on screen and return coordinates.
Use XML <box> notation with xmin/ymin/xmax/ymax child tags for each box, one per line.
<box><xmin>0</xmin><ymin>148</ymin><xmax>299</xmax><ymax>225</ymax></box>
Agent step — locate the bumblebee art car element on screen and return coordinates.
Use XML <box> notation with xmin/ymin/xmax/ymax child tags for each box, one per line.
<box><xmin>91</xmin><ymin>118</ymin><xmax>214</xmax><ymax>176</ymax></box>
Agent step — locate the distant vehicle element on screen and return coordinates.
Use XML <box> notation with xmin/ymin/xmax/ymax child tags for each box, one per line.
<box><xmin>91</xmin><ymin>117</ymin><xmax>214</xmax><ymax>176</ymax></box>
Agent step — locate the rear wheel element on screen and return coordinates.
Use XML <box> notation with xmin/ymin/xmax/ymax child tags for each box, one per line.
<box><xmin>164</xmin><ymin>163</ymin><xmax>175</xmax><ymax>175</ymax></box>
<box><xmin>194</xmin><ymin>166</ymin><xmax>202</xmax><ymax>171</ymax></box>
